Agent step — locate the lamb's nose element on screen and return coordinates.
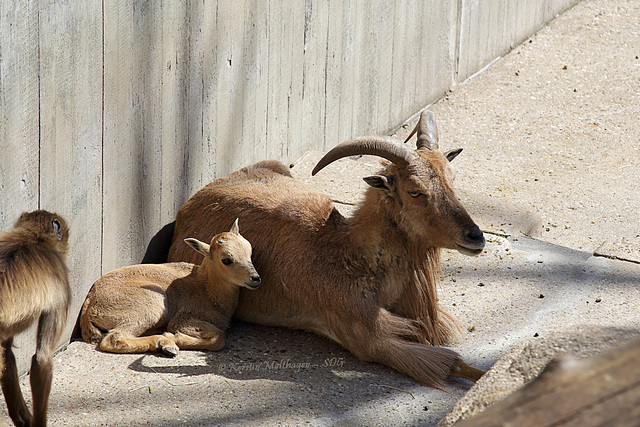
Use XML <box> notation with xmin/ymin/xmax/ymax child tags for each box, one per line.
<box><xmin>245</xmin><ymin>274</ymin><xmax>261</xmax><ymax>289</ymax></box>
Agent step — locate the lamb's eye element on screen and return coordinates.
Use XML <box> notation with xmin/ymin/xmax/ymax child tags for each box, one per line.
<box><xmin>221</xmin><ymin>258</ymin><xmax>233</xmax><ymax>265</ymax></box>
<box><xmin>408</xmin><ymin>191</ymin><xmax>422</xmax><ymax>198</ymax></box>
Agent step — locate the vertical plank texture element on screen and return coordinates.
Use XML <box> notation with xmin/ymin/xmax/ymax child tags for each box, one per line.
<box><xmin>38</xmin><ymin>0</ymin><xmax>103</xmax><ymax>354</ymax></box>
<box><xmin>0</xmin><ymin>0</ymin><xmax>44</xmax><ymax>374</ymax></box>
<box><xmin>0</xmin><ymin>0</ymin><xmax>40</xmax><ymax>224</ymax></box>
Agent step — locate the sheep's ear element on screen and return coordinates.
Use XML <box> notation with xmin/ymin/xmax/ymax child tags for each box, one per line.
<box><xmin>363</xmin><ymin>175</ymin><xmax>394</xmax><ymax>192</ymax></box>
<box><xmin>184</xmin><ymin>238</ymin><xmax>210</xmax><ymax>256</ymax></box>
<box><xmin>230</xmin><ymin>218</ymin><xmax>240</xmax><ymax>235</ymax></box>
<box><xmin>444</xmin><ymin>148</ymin><xmax>463</xmax><ymax>162</ymax></box>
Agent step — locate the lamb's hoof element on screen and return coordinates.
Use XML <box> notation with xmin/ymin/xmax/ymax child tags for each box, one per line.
<box><xmin>158</xmin><ymin>344</ymin><xmax>179</xmax><ymax>357</ymax></box>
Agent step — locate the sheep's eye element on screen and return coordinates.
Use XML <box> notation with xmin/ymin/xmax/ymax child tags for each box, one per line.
<box><xmin>221</xmin><ymin>258</ymin><xmax>233</xmax><ymax>265</ymax></box>
<box><xmin>408</xmin><ymin>191</ymin><xmax>422</xmax><ymax>198</ymax></box>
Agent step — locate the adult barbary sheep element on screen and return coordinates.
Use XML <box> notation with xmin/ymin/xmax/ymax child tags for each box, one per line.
<box><xmin>80</xmin><ymin>220</ymin><xmax>260</xmax><ymax>355</ymax></box>
<box><xmin>0</xmin><ymin>210</ymin><xmax>71</xmax><ymax>427</ymax></box>
<box><xmin>167</xmin><ymin>111</ymin><xmax>485</xmax><ymax>387</ymax></box>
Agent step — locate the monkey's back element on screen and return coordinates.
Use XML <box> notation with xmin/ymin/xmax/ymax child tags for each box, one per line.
<box><xmin>0</xmin><ymin>228</ymin><xmax>70</xmax><ymax>340</ymax></box>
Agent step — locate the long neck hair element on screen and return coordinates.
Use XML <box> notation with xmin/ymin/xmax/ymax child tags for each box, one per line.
<box><xmin>405</xmin><ymin>242</ymin><xmax>462</xmax><ymax>346</ymax></box>
<box><xmin>350</xmin><ymin>182</ymin><xmax>462</xmax><ymax>346</ymax></box>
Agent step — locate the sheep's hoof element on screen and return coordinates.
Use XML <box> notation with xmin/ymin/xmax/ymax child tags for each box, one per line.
<box><xmin>450</xmin><ymin>358</ymin><xmax>485</xmax><ymax>382</ymax></box>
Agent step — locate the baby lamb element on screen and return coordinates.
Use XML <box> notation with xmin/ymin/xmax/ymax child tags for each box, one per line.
<box><xmin>80</xmin><ymin>219</ymin><xmax>260</xmax><ymax>355</ymax></box>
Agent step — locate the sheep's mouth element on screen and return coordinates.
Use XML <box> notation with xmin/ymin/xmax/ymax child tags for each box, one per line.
<box><xmin>455</xmin><ymin>243</ymin><xmax>484</xmax><ymax>256</ymax></box>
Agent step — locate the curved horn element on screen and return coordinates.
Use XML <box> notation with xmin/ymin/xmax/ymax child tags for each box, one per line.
<box><xmin>312</xmin><ymin>136</ymin><xmax>417</xmax><ymax>176</ymax></box>
<box><xmin>404</xmin><ymin>110</ymin><xmax>439</xmax><ymax>151</ymax></box>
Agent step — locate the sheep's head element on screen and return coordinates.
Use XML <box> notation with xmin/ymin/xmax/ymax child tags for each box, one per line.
<box><xmin>184</xmin><ymin>219</ymin><xmax>262</xmax><ymax>289</ymax></box>
<box><xmin>312</xmin><ymin>111</ymin><xmax>485</xmax><ymax>256</ymax></box>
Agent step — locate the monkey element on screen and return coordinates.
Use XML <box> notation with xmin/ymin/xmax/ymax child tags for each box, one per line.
<box><xmin>0</xmin><ymin>210</ymin><xmax>70</xmax><ymax>427</ymax></box>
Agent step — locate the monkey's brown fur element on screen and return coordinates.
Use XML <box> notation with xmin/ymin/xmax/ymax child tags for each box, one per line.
<box><xmin>0</xmin><ymin>210</ymin><xmax>70</xmax><ymax>427</ymax></box>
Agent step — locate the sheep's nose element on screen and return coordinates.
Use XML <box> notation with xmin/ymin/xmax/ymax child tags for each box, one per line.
<box><xmin>250</xmin><ymin>275</ymin><xmax>261</xmax><ymax>284</ymax></box>
<box><xmin>464</xmin><ymin>226</ymin><xmax>485</xmax><ymax>246</ymax></box>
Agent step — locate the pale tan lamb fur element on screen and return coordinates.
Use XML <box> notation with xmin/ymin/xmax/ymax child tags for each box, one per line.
<box><xmin>166</xmin><ymin>111</ymin><xmax>485</xmax><ymax>387</ymax></box>
<box><xmin>80</xmin><ymin>220</ymin><xmax>260</xmax><ymax>355</ymax></box>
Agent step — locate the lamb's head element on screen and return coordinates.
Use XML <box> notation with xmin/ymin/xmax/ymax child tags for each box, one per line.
<box><xmin>184</xmin><ymin>219</ymin><xmax>261</xmax><ymax>289</ymax></box>
<box><xmin>312</xmin><ymin>110</ymin><xmax>485</xmax><ymax>256</ymax></box>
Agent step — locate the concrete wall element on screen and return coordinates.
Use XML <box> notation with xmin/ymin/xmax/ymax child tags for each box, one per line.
<box><xmin>0</xmin><ymin>0</ymin><xmax>579</xmax><ymax>373</ymax></box>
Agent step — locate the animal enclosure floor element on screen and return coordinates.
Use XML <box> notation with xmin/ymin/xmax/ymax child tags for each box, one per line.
<box><xmin>2</xmin><ymin>0</ymin><xmax>640</xmax><ymax>425</ymax></box>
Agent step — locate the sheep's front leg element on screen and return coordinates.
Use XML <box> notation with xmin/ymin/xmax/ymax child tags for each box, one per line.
<box><xmin>166</xmin><ymin>318</ymin><xmax>226</xmax><ymax>352</ymax></box>
<box><xmin>450</xmin><ymin>358</ymin><xmax>485</xmax><ymax>382</ymax></box>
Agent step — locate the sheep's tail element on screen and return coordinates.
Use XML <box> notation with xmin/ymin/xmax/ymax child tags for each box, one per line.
<box><xmin>141</xmin><ymin>221</ymin><xmax>176</xmax><ymax>264</ymax></box>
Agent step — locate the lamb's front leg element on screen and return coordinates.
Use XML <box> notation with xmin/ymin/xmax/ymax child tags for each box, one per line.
<box><xmin>166</xmin><ymin>318</ymin><xmax>226</xmax><ymax>352</ymax></box>
<box><xmin>100</xmin><ymin>330</ymin><xmax>179</xmax><ymax>356</ymax></box>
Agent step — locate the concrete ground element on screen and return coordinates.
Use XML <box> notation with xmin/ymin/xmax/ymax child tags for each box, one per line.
<box><xmin>2</xmin><ymin>0</ymin><xmax>639</xmax><ymax>425</ymax></box>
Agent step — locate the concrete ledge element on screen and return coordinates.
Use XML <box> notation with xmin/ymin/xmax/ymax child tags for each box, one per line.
<box><xmin>438</xmin><ymin>326</ymin><xmax>640</xmax><ymax>426</ymax></box>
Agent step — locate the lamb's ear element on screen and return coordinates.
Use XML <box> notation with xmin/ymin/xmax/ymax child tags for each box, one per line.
<box><xmin>230</xmin><ymin>218</ymin><xmax>240</xmax><ymax>235</ymax></box>
<box><xmin>184</xmin><ymin>238</ymin><xmax>210</xmax><ymax>256</ymax></box>
<box><xmin>363</xmin><ymin>175</ymin><xmax>394</xmax><ymax>192</ymax></box>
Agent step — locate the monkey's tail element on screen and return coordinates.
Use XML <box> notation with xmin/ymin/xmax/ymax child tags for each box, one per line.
<box><xmin>79</xmin><ymin>296</ymin><xmax>104</xmax><ymax>345</ymax></box>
